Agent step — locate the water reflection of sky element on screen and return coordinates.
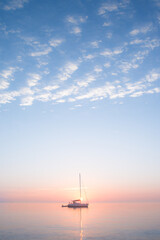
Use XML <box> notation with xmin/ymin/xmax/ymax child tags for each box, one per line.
<box><xmin>0</xmin><ymin>202</ymin><xmax>160</xmax><ymax>240</ymax></box>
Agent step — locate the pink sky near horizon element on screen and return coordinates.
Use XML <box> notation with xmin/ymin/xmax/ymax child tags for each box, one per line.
<box><xmin>1</xmin><ymin>186</ymin><xmax>160</xmax><ymax>202</ymax></box>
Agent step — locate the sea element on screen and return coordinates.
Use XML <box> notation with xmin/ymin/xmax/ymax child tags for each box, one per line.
<box><xmin>0</xmin><ymin>202</ymin><xmax>160</xmax><ymax>240</ymax></box>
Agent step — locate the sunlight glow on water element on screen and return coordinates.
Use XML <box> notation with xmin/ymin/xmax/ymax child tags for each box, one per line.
<box><xmin>0</xmin><ymin>202</ymin><xmax>160</xmax><ymax>240</ymax></box>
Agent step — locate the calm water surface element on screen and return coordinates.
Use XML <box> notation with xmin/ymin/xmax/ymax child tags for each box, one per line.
<box><xmin>0</xmin><ymin>202</ymin><xmax>160</xmax><ymax>240</ymax></box>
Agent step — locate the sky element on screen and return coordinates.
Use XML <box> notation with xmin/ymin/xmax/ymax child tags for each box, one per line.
<box><xmin>0</xmin><ymin>0</ymin><xmax>160</xmax><ymax>202</ymax></box>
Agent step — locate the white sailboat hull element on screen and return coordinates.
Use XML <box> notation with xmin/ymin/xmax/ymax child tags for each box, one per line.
<box><xmin>68</xmin><ymin>203</ymin><xmax>88</xmax><ymax>208</ymax></box>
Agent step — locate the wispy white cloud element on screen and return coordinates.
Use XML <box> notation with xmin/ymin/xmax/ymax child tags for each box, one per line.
<box><xmin>104</xmin><ymin>62</ymin><xmax>111</xmax><ymax>68</ymax></box>
<box><xmin>77</xmin><ymin>74</ymin><xmax>96</xmax><ymax>87</ymax></box>
<box><xmin>83</xmin><ymin>54</ymin><xmax>95</xmax><ymax>60</ymax></box>
<box><xmin>91</xmin><ymin>41</ymin><xmax>101</xmax><ymax>48</ymax></box>
<box><xmin>130</xmin><ymin>38</ymin><xmax>160</xmax><ymax>50</ymax></box>
<box><xmin>52</xmin><ymin>86</ymin><xmax>79</xmax><ymax>101</ymax></box>
<box><xmin>44</xmin><ymin>85</ymin><xmax>59</xmax><ymax>91</ymax></box>
<box><xmin>130</xmin><ymin>24</ymin><xmax>152</xmax><ymax>36</ymax></box>
<box><xmin>101</xmin><ymin>47</ymin><xmax>123</xmax><ymax>56</ymax></box>
<box><xmin>0</xmin><ymin>67</ymin><xmax>16</xmax><ymax>79</ymax></box>
<box><xmin>0</xmin><ymin>23</ymin><xmax>20</xmax><ymax>35</ymax></box>
<box><xmin>30</xmin><ymin>47</ymin><xmax>52</xmax><ymax>57</ymax></box>
<box><xmin>98</xmin><ymin>1</ymin><xmax>129</xmax><ymax>15</ymax></box>
<box><xmin>143</xmin><ymin>39</ymin><xmax>160</xmax><ymax>49</ymax></box>
<box><xmin>35</xmin><ymin>93</ymin><xmax>51</xmax><ymax>102</ymax></box>
<box><xmin>145</xmin><ymin>70</ymin><xmax>160</xmax><ymax>82</ymax></box>
<box><xmin>56</xmin><ymin>99</ymin><xmax>66</xmax><ymax>103</ymax></box>
<box><xmin>66</xmin><ymin>15</ymin><xmax>87</xmax><ymax>35</ymax></box>
<box><xmin>19</xmin><ymin>87</ymin><xmax>34</xmax><ymax>95</ymax></box>
<box><xmin>103</xmin><ymin>22</ymin><xmax>112</xmax><ymax>27</ymax></box>
<box><xmin>0</xmin><ymin>68</ymin><xmax>160</xmax><ymax>106</ymax></box>
<box><xmin>20</xmin><ymin>96</ymin><xmax>34</xmax><ymax>106</ymax></box>
<box><xmin>57</xmin><ymin>62</ymin><xmax>79</xmax><ymax>81</ymax></box>
<box><xmin>98</xmin><ymin>3</ymin><xmax>118</xmax><ymax>15</ymax></box>
<box><xmin>119</xmin><ymin>61</ymin><xmax>139</xmax><ymax>73</ymax></box>
<box><xmin>0</xmin><ymin>91</ymin><xmax>19</xmax><ymax>104</ymax></box>
<box><xmin>66</xmin><ymin>15</ymin><xmax>87</xmax><ymax>24</ymax></box>
<box><xmin>130</xmin><ymin>39</ymin><xmax>144</xmax><ymax>45</ymax></box>
<box><xmin>3</xmin><ymin>0</ymin><xmax>29</xmax><ymax>10</ymax></box>
<box><xmin>27</xmin><ymin>73</ymin><xmax>41</xmax><ymax>87</ymax></box>
<box><xmin>74</xmin><ymin>69</ymin><xmax>160</xmax><ymax>102</ymax></box>
<box><xmin>130</xmin><ymin>91</ymin><xmax>144</xmax><ymax>97</ymax></box>
<box><xmin>119</xmin><ymin>50</ymin><xmax>149</xmax><ymax>73</ymax></box>
<box><xmin>76</xmin><ymin>82</ymin><xmax>116</xmax><ymax>101</ymax></box>
<box><xmin>66</xmin><ymin>16</ymin><xmax>78</xmax><ymax>24</ymax></box>
<box><xmin>106</xmin><ymin>32</ymin><xmax>112</xmax><ymax>39</ymax></box>
<box><xmin>71</xmin><ymin>26</ymin><xmax>81</xmax><ymax>35</ymax></box>
<box><xmin>49</xmin><ymin>39</ymin><xmax>64</xmax><ymax>47</ymax></box>
<box><xmin>0</xmin><ymin>67</ymin><xmax>17</xmax><ymax>90</ymax></box>
<box><xmin>94</xmin><ymin>66</ymin><xmax>102</xmax><ymax>73</ymax></box>
<box><xmin>0</xmin><ymin>79</ymin><xmax>10</xmax><ymax>90</ymax></box>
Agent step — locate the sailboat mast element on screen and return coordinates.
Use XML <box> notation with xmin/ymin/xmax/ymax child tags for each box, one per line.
<box><xmin>79</xmin><ymin>173</ymin><xmax>81</xmax><ymax>201</ymax></box>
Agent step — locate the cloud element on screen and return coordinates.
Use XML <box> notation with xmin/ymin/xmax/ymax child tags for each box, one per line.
<box><xmin>49</xmin><ymin>39</ymin><xmax>64</xmax><ymax>47</ymax></box>
<box><xmin>0</xmin><ymin>67</ymin><xmax>17</xmax><ymax>90</ymax></box>
<box><xmin>104</xmin><ymin>62</ymin><xmax>111</xmax><ymax>68</ymax></box>
<box><xmin>66</xmin><ymin>15</ymin><xmax>87</xmax><ymax>35</ymax></box>
<box><xmin>76</xmin><ymin>82</ymin><xmax>117</xmax><ymax>101</ymax></box>
<box><xmin>57</xmin><ymin>62</ymin><xmax>79</xmax><ymax>81</ymax></box>
<box><xmin>3</xmin><ymin>0</ymin><xmax>29</xmax><ymax>10</ymax></box>
<box><xmin>130</xmin><ymin>24</ymin><xmax>152</xmax><ymax>36</ymax></box>
<box><xmin>27</xmin><ymin>73</ymin><xmax>41</xmax><ymax>87</ymax></box>
<box><xmin>119</xmin><ymin>50</ymin><xmax>149</xmax><ymax>73</ymax></box>
<box><xmin>44</xmin><ymin>85</ymin><xmax>59</xmax><ymax>91</ymax></box>
<box><xmin>98</xmin><ymin>3</ymin><xmax>118</xmax><ymax>15</ymax></box>
<box><xmin>98</xmin><ymin>1</ymin><xmax>130</xmax><ymax>15</ymax></box>
<box><xmin>130</xmin><ymin>38</ymin><xmax>160</xmax><ymax>50</ymax></box>
<box><xmin>30</xmin><ymin>47</ymin><xmax>52</xmax><ymax>57</ymax></box>
<box><xmin>145</xmin><ymin>70</ymin><xmax>160</xmax><ymax>82</ymax></box>
<box><xmin>0</xmin><ymin>90</ymin><xmax>20</xmax><ymax>104</ymax></box>
<box><xmin>20</xmin><ymin>96</ymin><xmax>34</xmax><ymax>106</ymax></box>
<box><xmin>35</xmin><ymin>93</ymin><xmax>51</xmax><ymax>102</ymax></box>
<box><xmin>143</xmin><ymin>39</ymin><xmax>160</xmax><ymax>49</ymax></box>
<box><xmin>0</xmin><ymin>79</ymin><xmax>10</xmax><ymax>90</ymax></box>
<box><xmin>66</xmin><ymin>15</ymin><xmax>87</xmax><ymax>24</ymax></box>
<box><xmin>77</xmin><ymin>75</ymin><xmax>96</xmax><ymax>87</ymax></box>
<box><xmin>101</xmin><ymin>47</ymin><xmax>123</xmax><ymax>57</ymax></box>
<box><xmin>119</xmin><ymin>61</ymin><xmax>139</xmax><ymax>73</ymax></box>
<box><xmin>52</xmin><ymin>86</ymin><xmax>79</xmax><ymax>101</ymax></box>
<box><xmin>66</xmin><ymin>16</ymin><xmax>77</xmax><ymax>24</ymax></box>
<box><xmin>0</xmin><ymin>67</ymin><xmax>16</xmax><ymax>79</ymax></box>
<box><xmin>94</xmin><ymin>66</ymin><xmax>102</xmax><ymax>73</ymax></box>
<box><xmin>56</xmin><ymin>99</ymin><xmax>66</xmax><ymax>103</ymax></box>
<box><xmin>130</xmin><ymin>39</ymin><xmax>144</xmax><ymax>45</ymax></box>
<box><xmin>106</xmin><ymin>32</ymin><xmax>112</xmax><ymax>39</ymax></box>
<box><xmin>91</xmin><ymin>41</ymin><xmax>101</xmax><ymax>48</ymax></box>
<box><xmin>130</xmin><ymin>91</ymin><xmax>144</xmax><ymax>97</ymax></box>
<box><xmin>83</xmin><ymin>54</ymin><xmax>95</xmax><ymax>60</ymax></box>
<box><xmin>71</xmin><ymin>26</ymin><xmax>81</xmax><ymax>35</ymax></box>
<box><xmin>103</xmin><ymin>22</ymin><xmax>112</xmax><ymax>27</ymax></box>
<box><xmin>1</xmin><ymin>68</ymin><xmax>160</xmax><ymax>107</ymax></box>
<box><xmin>19</xmin><ymin>87</ymin><xmax>34</xmax><ymax>95</ymax></box>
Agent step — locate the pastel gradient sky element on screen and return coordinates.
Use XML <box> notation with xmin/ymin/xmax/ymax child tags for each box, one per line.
<box><xmin>0</xmin><ymin>0</ymin><xmax>160</xmax><ymax>202</ymax></box>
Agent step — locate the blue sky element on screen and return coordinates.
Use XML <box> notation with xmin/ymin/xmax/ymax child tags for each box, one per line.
<box><xmin>0</xmin><ymin>0</ymin><xmax>160</xmax><ymax>202</ymax></box>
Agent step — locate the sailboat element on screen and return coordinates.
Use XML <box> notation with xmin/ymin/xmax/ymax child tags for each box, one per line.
<box><xmin>62</xmin><ymin>174</ymin><xmax>89</xmax><ymax>208</ymax></box>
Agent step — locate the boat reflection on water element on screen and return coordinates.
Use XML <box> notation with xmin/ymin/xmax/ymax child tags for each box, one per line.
<box><xmin>80</xmin><ymin>208</ymin><xmax>83</xmax><ymax>240</ymax></box>
<box><xmin>73</xmin><ymin>207</ymin><xmax>84</xmax><ymax>240</ymax></box>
